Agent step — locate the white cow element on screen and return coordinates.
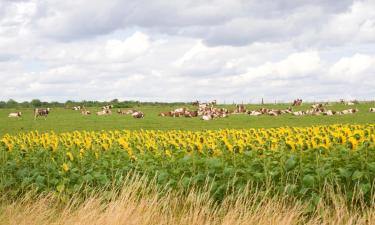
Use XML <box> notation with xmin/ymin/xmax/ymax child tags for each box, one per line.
<box><xmin>248</xmin><ymin>111</ymin><xmax>262</xmax><ymax>116</ymax></box>
<box><xmin>293</xmin><ymin>111</ymin><xmax>305</xmax><ymax>116</ymax></box>
<box><xmin>369</xmin><ymin>108</ymin><xmax>375</xmax><ymax>112</ymax></box>
<box><xmin>8</xmin><ymin>112</ymin><xmax>22</xmax><ymax>118</ymax></box>
<box><xmin>202</xmin><ymin>114</ymin><xmax>212</xmax><ymax>121</ymax></box>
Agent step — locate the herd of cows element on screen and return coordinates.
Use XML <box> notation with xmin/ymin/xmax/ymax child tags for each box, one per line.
<box><xmin>6</xmin><ymin>100</ymin><xmax>375</xmax><ymax>121</ymax></box>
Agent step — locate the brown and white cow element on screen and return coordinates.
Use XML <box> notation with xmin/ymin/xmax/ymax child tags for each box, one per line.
<box><xmin>132</xmin><ymin>111</ymin><xmax>144</xmax><ymax>119</ymax></box>
<box><xmin>34</xmin><ymin>108</ymin><xmax>50</xmax><ymax>120</ymax></box>
<box><xmin>97</xmin><ymin>109</ymin><xmax>112</xmax><ymax>116</ymax></box>
<box><xmin>248</xmin><ymin>110</ymin><xmax>262</xmax><ymax>116</ymax></box>
<box><xmin>118</xmin><ymin>109</ymin><xmax>135</xmax><ymax>115</ymax></box>
<box><xmin>102</xmin><ymin>105</ymin><xmax>114</xmax><ymax>110</ymax></box>
<box><xmin>81</xmin><ymin>110</ymin><xmax>91</xmax><ymax>115</ymax></box>
<box><xmin>341</xmin><ymin>108</ymin><xmax>358</xmax><ymax>115</ymax></box>
<box><xmin>8</xmin><ymin>112</ymin><xmax>22</xmax><ymax>118</ymax></box>
<box><xmin>159</xmin><ymin>111</ymin><xmax>172</xmax><ymax>117</ymax></box>
<box><xmin>292</xmin><ymin>99</ymin><xmax>302</xmax><ymax>106</ymax></box>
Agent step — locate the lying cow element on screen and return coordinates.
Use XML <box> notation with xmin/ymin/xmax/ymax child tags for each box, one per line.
<box><xmin>34</xmin><ymin>108</ymin><xmax>50</xmax><ymax>120</ymax></box>
<box><xmin>8</xmin><ymin>112</ymin><xmax>22</xmax><ymax>118</ymax></box>
<box><xmin>202</xmin><ymin>114</ymin><xmax>212</xmax><ymax>121</ymax></box>
<box><xmin>369</xmin><ymin>108</ymin><xmax>375</xmax><ymax>112</ymax></box>
<box><xmin>341</xmin><ymin>108</ymin><xmax>358</xmax><ymax>115</ymax></box>
<box><xmin>132</xmin><ymin>111</ymin><xmax>144</xmax><ymax>119</ymax></box>
<box><xmin>159</xmin><ymin>111</ymin><xmax>172</xmax><ymax>117</ymax></box>
<box><xmin>248</xmin><ymin>111</ymin><xmax>262</xmax><ymax>116</ymax></box>
<box><xmin>118</xmin><ymin>109</ymin><xmax>135</xmax><ymax>115</ymax></box>
<box><xmin>97</xmin><ymin>109</ymin><xmax>112</xmax><ymax>116</ymax></box>
<box><xmin>293</xmin><ymin>111</ymin><xmax>305</xmax><ymax>116</ymax></box>
<box><xmin>81</xmin><ymin>110</ymin><xmax>91</xmax><ymax>115</ymax></box>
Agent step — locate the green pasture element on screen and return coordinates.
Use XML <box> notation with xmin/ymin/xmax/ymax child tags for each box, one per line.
<box><xmin>1</xmin><ymin>103</ymin><xmax>374</xmax><ymax>135</ymax></box>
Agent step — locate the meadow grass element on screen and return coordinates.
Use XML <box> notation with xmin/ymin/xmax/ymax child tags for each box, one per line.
<box><xmin>1</xmin><ymin>176</ymin><xmax>375</xmax><ymax>225</ymax></box>
<box><xmin>1</xmin><ymin>102</ymin><xmax>375</xmax><ymax>135</ymax></box>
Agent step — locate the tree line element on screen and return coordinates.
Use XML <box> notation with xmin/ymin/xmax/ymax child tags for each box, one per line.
<box><xmin>0</xmin><ymin>99</ymin><xmax>190</xmax><ymax>109</ymax></box>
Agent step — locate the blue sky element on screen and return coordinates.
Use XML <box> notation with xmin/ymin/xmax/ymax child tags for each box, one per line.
<box><xmin>0</xmin><ymin>0</ymin><xmax>374</xmax><ymax>103</ymax></box>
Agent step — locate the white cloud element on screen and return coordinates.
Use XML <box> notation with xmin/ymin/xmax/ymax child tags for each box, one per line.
<box><xmin>0</xmin><ymin>0</ymin><xmax>374</xmax><ymax>102</ymax></box>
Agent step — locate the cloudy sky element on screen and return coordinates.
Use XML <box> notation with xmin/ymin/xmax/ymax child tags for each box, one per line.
<box><xmin>0</xmin><ymin>0</ymin><xmax>374</xmax><ymax>103</ymax></box>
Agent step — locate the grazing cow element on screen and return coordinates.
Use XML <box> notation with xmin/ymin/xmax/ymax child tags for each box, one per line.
<box><xmin>132</xmin><ymin>111</ymin><xmax>144</xmax><ymax>119</ymax></box>
<box><xmin>369</xmin><ymin>108</ymin><xmax>375</xmax><ymax>112</ymax></box>
<box><xmin>234</xmin><ymin>104</ymin><xmax>246</xmax><ymax>113</ymax></box>
<box><xmin>292</xmin><ymin>99</ymin><xmax>303</xmax><ymax>106</ymax></box>
<box><xmin>8</xmin><ymin>112</ymin><xmax>22</xmax><ymax>118</ymax></box>
<box><xmin>34</xmin><ymin>108</ymin><xmax>50</xmax><ymax>120</ymax></box>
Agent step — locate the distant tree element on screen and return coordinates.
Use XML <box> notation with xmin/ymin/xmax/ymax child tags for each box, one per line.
<box><xmin>7</xmin><ymin>99</ymin><xmax>18</xmax><ymax>108</ymax></box>
<box><xmin>110</xmin><ymin>99</ymin><xmax>119</xmax><ymax>103</ymax></box>
<box><xmin>31</xmin><ymin>99</ymin><xmax>42</xmax><ymax>107</ymax></box>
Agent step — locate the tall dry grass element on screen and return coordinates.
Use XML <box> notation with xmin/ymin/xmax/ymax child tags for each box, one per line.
<box><xmin>1</xmin><ymin>176</ymin><xmax>375</xmax><ymax>225</ymax></box>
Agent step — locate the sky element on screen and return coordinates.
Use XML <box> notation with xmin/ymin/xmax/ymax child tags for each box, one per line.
<box><xmin>0</xmin><ymin>0</ymin><xmax>374</xmax><ymax>103</ymax></box>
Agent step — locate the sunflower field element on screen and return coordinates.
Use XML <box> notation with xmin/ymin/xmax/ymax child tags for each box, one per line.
<box><xmin>1</xmin><ymin>124</ymin><xmax>375</xmax><ymax>204</ymax></box>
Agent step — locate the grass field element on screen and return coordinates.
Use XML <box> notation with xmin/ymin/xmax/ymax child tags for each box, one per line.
<box><xmin>1</xmin><ymin>102</ymin><xmax>375</xmax><ymax>135</ymax></box>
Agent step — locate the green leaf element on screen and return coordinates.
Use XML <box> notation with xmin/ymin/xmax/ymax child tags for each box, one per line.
<box><xmin>56</xmin><ymin>184</ymin><xmax>65</xmax><ymax>193</ymax></box>
<box><xmin>285</xmin><ymin>157</ymin><xmax>297</xmax><ymax>171</ymax></box>
<box><xmin>338</xmin><ymin>168</ymin><xmax>352</xmax><ymax>178</ymax></box>
<box><xmin>302</xmin><ymin>175</ymin><xmax>315</xmax><ymax>187</ymax></box>
<box><xmin>352</xmin><ymin>170</ymin><xmax>363</xmax><ymax>180</ymax></box>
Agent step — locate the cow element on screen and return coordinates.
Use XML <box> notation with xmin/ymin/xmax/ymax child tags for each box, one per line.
<box><xmin>34</xmin><ymin>108</ymin><xmax>50</xmax><ymax>120</ymax></box>
<box><xmin>72</xmin><ymin>106</ymin><xmax>81</xmax><ymax>111</ymax></box>
<box><xmin>8</xmin><ymin>112</ymin><xmax>22</xmax><ymax>118</ymax></box>
<box><xmin>292</xmin><ymin>99</ymin><xmax>303</xmax><ymax>106</ymax></box>
<box><xmin>97</xmin><ymin>109</ymin><xmax>111</xmax><ymax>116</ymax></box>
<box><xmin>159</xmin><ymin>111</ymin><xmax>172</xmax><ymax>117</ymax></box>
<box><xmin>293</xmin><ymin>111</ymin><xmax>305</xmax><ymax>116</ymax></box>
<box><xmin>248</xmin><ymin>111</ymin><xmax>262</xmax><ymax>116</ymax></box>
<box><xmin>81</xmin><ymin>110</ymin><xmax>91</xmax><ymax>115</ymax></box>
<box><xmin>322</xmin><ymin>110</ymin><xmax>334</xmax><ymax>116</ymax></box>
<box><xmin>341</xmin><ymin>108</ymin><xmax>358</xmax><ymax>115</ymax></box>
<box><xmin>174</xmin><ymin>108</ymin><xmax>186</xmax><ymax>113</ymax></box>
<box><xmin>102</xmin><ymin>105</ymin><xmax>114</xmax><ymax>110</ymax></box>
<box><xmin>132</xmin><ymin>111</ymin><xmax>144</xmax><ymax>119</ymax></box>
<box><xmin>117</xmin><ymin>109</ymin><xmax>135</xmax><ymax>115</ymax></box>
<box><xmin>202</xmin><ymin>114</ymin><xmax>212</xmax><ymax>121</ymax></box>
<box><xmin>370</xmin><ymin>108</ymin><xmax>375</xmax><ymax>112</ymax></box>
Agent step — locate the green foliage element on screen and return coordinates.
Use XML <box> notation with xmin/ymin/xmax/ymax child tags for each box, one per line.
<box><xmin>1</xmin><ymin>143</ymin><xmax>375</xmax><ymax>206</ymax></box>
